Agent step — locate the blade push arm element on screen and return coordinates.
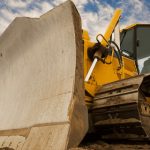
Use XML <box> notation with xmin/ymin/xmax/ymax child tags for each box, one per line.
<box><xmin>85</xmin><ymin>9</ymin><xmax>122</xmax><ymax>82</ymax></box>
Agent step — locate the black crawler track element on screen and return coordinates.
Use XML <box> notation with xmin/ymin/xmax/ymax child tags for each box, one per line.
<box><xmin>91</xmin><ymin>74</ymin><xmax>150</xmax><ymax>140</ymax></box>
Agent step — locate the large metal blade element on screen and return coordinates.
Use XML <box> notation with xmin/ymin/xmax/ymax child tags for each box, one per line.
<box><xmin>0</xmin><ymin>1</ymin><xmax>88</xmax><ymax>149</ymax></box>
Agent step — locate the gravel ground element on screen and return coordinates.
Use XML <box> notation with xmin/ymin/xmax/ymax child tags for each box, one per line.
<box><xmin>70</xmin><ymin>140</ymin><xmax>150</xmax><ymax>150</ymax></box>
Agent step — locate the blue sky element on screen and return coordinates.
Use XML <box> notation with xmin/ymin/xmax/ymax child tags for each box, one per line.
<box><xmin>0</xmin><ymin>0</ymin><xmax>150</xmax><ymax>40</ymax></box>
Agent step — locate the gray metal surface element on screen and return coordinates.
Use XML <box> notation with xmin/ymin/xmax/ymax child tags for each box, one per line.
<box><xmin>0</xmin><ymin>1</ymin><xmax>88</xmax><ymax>149</ymax></box>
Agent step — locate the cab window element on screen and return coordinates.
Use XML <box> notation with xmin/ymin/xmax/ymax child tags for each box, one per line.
<box><xmin>136</xmin><ymin>26</ymin><xmax>150</xmax><ymax>73</ymax></box>
<box><xmin>121</xmin><ymin>29</ymin><xmax>134</xmax><ymax>58</ymax></box>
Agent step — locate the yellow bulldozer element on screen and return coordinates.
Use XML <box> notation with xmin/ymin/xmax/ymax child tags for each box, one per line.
<box><xmin>83</xmin><ymin>9</ymin><xmax>150</xmax><ymax>140</ymax></box>
<box><xmin>0</xmin><ymin>0</ymin><xmax>150</xmax><ymax>150</ymax></box>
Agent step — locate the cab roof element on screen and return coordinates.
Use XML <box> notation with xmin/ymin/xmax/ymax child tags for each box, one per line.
<box><xmin>122</xmin><ymin>24</ymin><xmax>150</xmax><ymax>31</ymax></box>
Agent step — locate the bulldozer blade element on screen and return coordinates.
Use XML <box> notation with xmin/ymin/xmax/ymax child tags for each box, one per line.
<box><xmin>92</xmin><ymin>74</ymin><xmax>150</xmax><ymax>140</ymax></box>
<box><xmin>0</xmin><ymin>1</ymin><xmax>88</xmax><ymax>149</ymax></box>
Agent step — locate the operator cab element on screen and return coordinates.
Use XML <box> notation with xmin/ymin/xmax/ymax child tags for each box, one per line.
<box><xmin>120</xmin><ymin>24</ymin><xmax>150</xmax><ymax>74</ymax></box>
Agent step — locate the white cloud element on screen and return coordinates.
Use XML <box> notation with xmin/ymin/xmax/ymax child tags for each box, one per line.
<box><xmin>0</xmin><ymin>0</ymin><xmax>54</xmax><ymax>33</ymax></box>
<box><xmin>40</xmin><ymin>1</ymin><xmax>53</xmax><ymax>12</ymax></box>
<box><xmin>119</xmin><ymin>0</ymin><xmax>150</xmax><ymax>27</ymax></box>
<box><xmin>6</xmin><ymin>0</ymin><xmax>31</xmax><ymax>8</ymax></box>
<box><xmin>0</xmin><ymin>0</ymin><xmax>150</xmax><ymax>41</ymax></box>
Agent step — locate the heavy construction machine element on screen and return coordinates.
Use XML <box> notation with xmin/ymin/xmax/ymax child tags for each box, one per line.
<box><xmin>83</xmin><ymin>10</ymin><xmax>150</xmax><ymax>140</ymax></box>
<box><xmin>0</xmin><ymin>0</ymin><xmax>150</xmax><ymax>150</ymax></box>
